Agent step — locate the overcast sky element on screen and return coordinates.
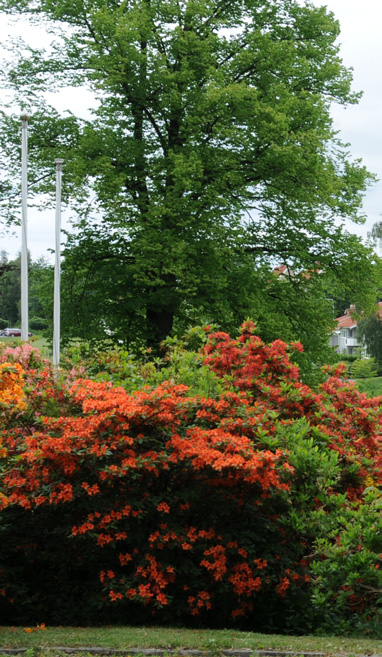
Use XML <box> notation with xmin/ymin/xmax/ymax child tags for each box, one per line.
<box><xmin>1</xmin><ymin>0</ymin><xmax>381</xmax><ymax>262</ymax></box>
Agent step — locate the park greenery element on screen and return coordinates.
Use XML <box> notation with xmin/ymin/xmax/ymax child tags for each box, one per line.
<box><xmin>358</xmin><ymin>314</ymin><xmax>382</xmax><ymax>370</ymax></box>
<box><xmin>0</xmin><ymin>623</ymin><xmax>382</xmax><ymax>657</ymax></box>
<box><xmin>0</xmin><ymin>0</ymin><xmax>380</xmax><ymax>360</ymax></box>
<box><xmin>0</xmin><ymin>252</ymin><xmax>51</xmax><ymax>331</ymax></box>
<box><xmin>1</xmin><ymin>624</ymin><xmax>382</xmax><ymax>655</ymax></box>
<box><xmin>1</xmin><ymin>0</ymin><xmax>382</xmax><ymax>641</ymax></box>
<box><xmin>355</xmin><ymin>376</ymin><xmax>382</xmax><ymax>398</ymax></box>
<box><xmin>0</xmin><ymin>325</ymin><xmax>381</xmax><ymax>636</ymax></box>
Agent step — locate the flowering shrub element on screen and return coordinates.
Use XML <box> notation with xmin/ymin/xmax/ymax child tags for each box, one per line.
<box><xmin>310</xmin><ymin>489</ymin><xmax>382</xmax><ymax>636</ymax></box>
<box><xmin>0</xmin><ymin>342</ymin><xmax>80</xmax><ymax>424</ymax></box>
<box><xmin>0</xmin><ymin>362</ymin><xmax>26</xmax><ymax>415</ymax></box>
<box><xmin>0</xmin><ymin>359</ymin><xmax>26</xmax><ymax>511</ymax></box>
<box><xmin>58</xmin><ymin>327</ymin><xmax>224</xmax><ymax>396</ymax></box>
<box><xmin>0</xmin><ymin>324</ymin><xmax>381</xmax><ymax>633</ymax></box>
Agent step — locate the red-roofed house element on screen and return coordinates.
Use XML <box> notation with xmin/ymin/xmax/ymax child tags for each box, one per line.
<box><xmin>330</xmin><ymin>306</ymin><xmax>359</xmax><ymax>355</ymax></box>
<box><xmin>272</xmin><ymin>264</ymin><xmax>294</xmax><ymax>278</ymax></box>
<box><xmin>330</xmin><ymin>303</ymin><xmax>382</xmax><ymax>355</ymax></box>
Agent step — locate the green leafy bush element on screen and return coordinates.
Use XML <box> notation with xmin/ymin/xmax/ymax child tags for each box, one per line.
<box><xmin>311</xmin><ymin>489</ymin><xmax>382</xmax><ymax>637</ymax></box>
<box><xmin>349</xmin><ymin>358</ymin><xmax>378</xmax><ymax>380</ymax></box>
<box><xmin>355</xmin><ymin>377</ymin><xmax>382</xmax><ymax>398</ymax></box>
<box><xmin>29</xmin><ymin>317</ymin><xmax>49</xmax><ymax>332</ymax></box>
<box><xmin>0</xmin><ymin>325</ymin><xmax>381</xmax><ymax>635</ymax></box>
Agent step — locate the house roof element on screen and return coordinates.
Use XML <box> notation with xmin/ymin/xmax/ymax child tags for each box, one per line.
<box><xmin>272</xmin><ymin>263</ymin><xmax>321</xmax><ymax>280</ymax></box>
<box><xmin>335</xmin><ymin>302</ymin><xmax>382</xmax><ymax>330</ymax></box>
<box><xmin>336</xmin><ymin>315</ymin><xmax>357</xmax><ymax>329</ymax></box>
<box><xmin>272</xmin><ymin>264</ymin><xmax>293</xmax><ymax>277</ymax></box>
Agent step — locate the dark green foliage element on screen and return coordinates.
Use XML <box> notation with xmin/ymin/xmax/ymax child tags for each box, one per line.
<box><xmin>311</xmin><ymin>491</ymin><xmax>382</xmax><ymax>637</ymax></box>
<box><xmin>358</xmin><ymin>314</ymin><xmax>382</xmax><ymax>368</ymax></box>
<box><xmin>29</xmin><ymin>317</ymin><xmax>49</xmax><ymax>331</ymax></box>
<box><xmin>0</xmin><ymin>252</ymin><xmax>21</xmax><ymax>325</ymax></box>
<box><xmin>0</xmin><ymin>505</ymin><xmax>106</xmax><ymax>626</ymax></box>
<box><xmin>0</xmin><ymin>253</ymin><xmax>52</xmax><ymax>328</ymax></box>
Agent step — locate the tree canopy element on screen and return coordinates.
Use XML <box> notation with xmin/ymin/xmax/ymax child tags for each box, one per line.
<box><xmin>0</xmin><ymin>252</ymin><xmax>51</xmax><ymax>328</ymax></box>
<box><xmin>0</xmin><ymin>0</ymin><xmax>377</xmax><ymax>349</ymax></box>
<box><xmin>358</xmin><ymin>309</ymin><xmax>382</xmax><ymax>368</ymax></box>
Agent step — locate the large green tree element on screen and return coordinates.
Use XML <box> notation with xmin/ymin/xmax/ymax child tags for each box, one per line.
<box><xmin>0</xmin><ymin>251</ymin><xmax>20</xmax><ymax>325</ymax></box>
<box><xmin>0</xmin><ymin>252</ymin><xmax>52</xmax><ymax>328</ymax></box>
<box><xmin>358</xmin><ymin>308</ymin><xmax>382</xmax><ymax>368</ymax></box>
<box><xmin>0</xmin><ymin>0</ymin><xmax>377</xmax><ymax>348</ymax></box>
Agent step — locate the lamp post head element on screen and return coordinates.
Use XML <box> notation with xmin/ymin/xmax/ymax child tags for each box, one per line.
<box><xmin>55</xmin><ymin>158</ymin><xmax>64</xmax><ymax>166</ymax></box>
<box><xmin>20</xmin><ymin>108</ymin><xmax>30</xmax><ymax>122</ymax></box>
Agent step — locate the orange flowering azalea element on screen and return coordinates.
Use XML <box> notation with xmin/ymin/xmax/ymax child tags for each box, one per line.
<box><xmin>0</xmin><ymin>362</ymin><xmax>26</xmax><ymax>413</ymax></box>
<box><xmin>1</xmin><ymin>325</ymin><xmax>381</xmax><ymax>631</ymax></box>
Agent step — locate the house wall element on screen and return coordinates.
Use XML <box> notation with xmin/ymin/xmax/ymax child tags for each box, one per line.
<box><xmin>330</xmin><ymin>326</ymin><xmax>360</xmax><ymax>355</ymax></box>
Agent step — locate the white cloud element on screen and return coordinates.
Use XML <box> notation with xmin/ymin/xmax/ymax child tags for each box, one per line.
<box><xmin>0</xmin><ymin>15</ymin><xmax>97</xmax><ymax>262</ymax></box>
<box><xmin>312</xmin><ymin>0</ymin><xmax>382</xmax><ymax>238</ymax></box>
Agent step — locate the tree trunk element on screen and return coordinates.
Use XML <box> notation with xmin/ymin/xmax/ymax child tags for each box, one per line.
<box><xmin>146</xmin><ymin>305</ymin><xmax>174</xmax><ymax>348</ymax></box>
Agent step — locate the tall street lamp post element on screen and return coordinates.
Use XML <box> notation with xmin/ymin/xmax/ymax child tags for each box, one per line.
<box><xmin>20</xmin><ymin>108</ymin><xmax>29</xmax><ymax>342</ymax></box>
<box><xmin>53</xmin><ymin>158</ymin><xmax>64</xmax><ymax>368</ymax></box>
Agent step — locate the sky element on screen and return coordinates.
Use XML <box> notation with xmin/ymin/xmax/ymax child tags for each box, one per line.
<box><xmin>1</xmin><ymin>0</ymin><xmax>382</xmax><ymax>262</ymax></box>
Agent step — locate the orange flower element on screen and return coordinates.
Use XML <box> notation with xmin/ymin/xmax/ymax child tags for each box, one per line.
<box><xmin>157</xmin><ymin>502</ymin><xmax>170</xmax><ymax>513</ymax></box>
<box><xmin>0</xmin><ymin>362</ymin><xmax>26</xmax><ymax>412</ymax></box>
<box><xmin>109</xmin><ymin>590</ymin><xmax>123</xmax><ymax>601</ymax></box>
<box><xmin>276</xmin><ymin>577</ymin><xmax>290</xmax><ymax>597</ymax></box>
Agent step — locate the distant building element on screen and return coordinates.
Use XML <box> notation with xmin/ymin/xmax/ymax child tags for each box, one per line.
<box><xmin>272</xmin><ymin>264</ymin><xmax>294</xmax><ymax>278</ymax></box>
<box><xmin>330</xmin><ymin>306</ymin><xmax>359</xmax><ymax>355</ymax></box>
<box><xmin>330</xmin><ymin>303</ymin><xmax>382</xmax><ymax>355</ymax></box>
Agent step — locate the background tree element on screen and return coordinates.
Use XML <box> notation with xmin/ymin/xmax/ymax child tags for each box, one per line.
<box><xmin>0</xmin><ymin>252</ymin><xmax>21</xmax><ymax>326</ymax></box>
<box><xmin>358</xmin><ymin>311</ymin><xmax>382</xmax><ymax>369</ymax></box>
<box><xmin>0</xmin><ymin>0</ymin><xmax>377</xmax><ymax>351</ymax></box>
<box><xmin>28</xmin><ymin>257</ymin><xmax>53</xmax><ymax>332</ymax></box>
<box><xmin>367</xmin><ymin>220</ymin><xmax>382</xmax><ymax>247</ymax></box>
<box><xmin>0</xmin><ymin>252</ymin><xmax>52</xmax><ymax>329</ymax></box>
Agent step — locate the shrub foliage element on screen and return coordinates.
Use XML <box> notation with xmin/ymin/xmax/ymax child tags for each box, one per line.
<box><xmin>0</xmin><ymin>326</ymin><xmax>381</xmax><ymax>633</ymax></box>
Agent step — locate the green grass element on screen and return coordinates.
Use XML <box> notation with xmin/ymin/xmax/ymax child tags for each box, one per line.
<box><xmin>0</xmin><ymin>626</ymin><xmax>382</xmax><ymax>656</ymax></box>
<box><xmin>354</xmin><ymin>376</ymin><xmax>382</xmax><ymax>397</ymax></box>
<box><xmin>0</xmin><ymin>336</ymin><xmax>50</xmax><ymax>355</ymax></box>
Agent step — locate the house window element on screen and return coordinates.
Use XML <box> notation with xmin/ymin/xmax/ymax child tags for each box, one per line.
<box><xmin>341</xmin><ymin>329</ymin><xmax>348</xmax><ymax>337</ymax></box>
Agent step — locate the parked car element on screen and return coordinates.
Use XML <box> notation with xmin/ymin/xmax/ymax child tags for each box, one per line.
<box><xmin>1</xmin><ymin>327</ymin><xmax>32</xmax><ymax>337</ymax></box>
<box><xmin>3</xmin><ymin>327</ymin><xmax>21</xmax><ymax>336</ymax></box>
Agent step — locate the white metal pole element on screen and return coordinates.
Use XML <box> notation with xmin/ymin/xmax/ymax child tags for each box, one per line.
<box><xmin>53</xmin><ymin>158</ymin><xmax>64</xmax><ymax>368</ymax></box>
<box><xmin>20</xmin><ymin>108</ymin><xmax>29</xmax><ymax>342</ymax></box>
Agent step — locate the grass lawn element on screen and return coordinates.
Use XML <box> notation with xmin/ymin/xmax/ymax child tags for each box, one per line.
<box><xmin>0</xmin><ymin>626</ymin><xmax>382</xmax><ymax>656</ymax></box>
<box><xmin>0</xmin><ymin>336</ymin><xmax>50</xmax><ymax>355</ymax></box>
<box><xmin>354</xmin><ymin>376</ymin><xmax>382</xmax><ymax>397</ymax></box>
